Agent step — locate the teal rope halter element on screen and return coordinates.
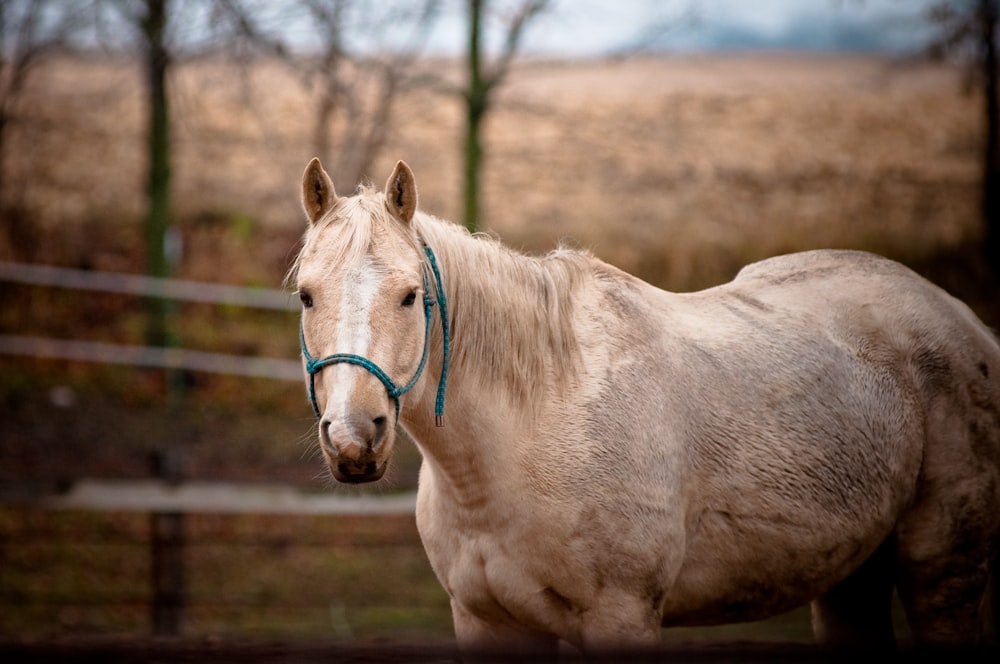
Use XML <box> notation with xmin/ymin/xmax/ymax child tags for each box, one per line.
<box><xmin>300</xmin><ymin>244</ymin><xmax>450</xmax><ymax>426</ymax></box>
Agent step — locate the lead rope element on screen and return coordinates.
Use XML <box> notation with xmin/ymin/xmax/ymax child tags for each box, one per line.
<box><xmin>424</xmin><ymin>244</ymin><xmax>449</xmax><ymax>426</ymax></box>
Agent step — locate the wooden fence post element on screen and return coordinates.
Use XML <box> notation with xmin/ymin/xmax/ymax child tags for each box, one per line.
<box><xmin>150</xmin><ymin>450</ymin><xmax>185</xmax><ymax>635</ymax></box>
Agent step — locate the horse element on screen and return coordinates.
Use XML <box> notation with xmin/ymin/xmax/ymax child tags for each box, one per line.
<box><xmin>290</xmin><ymin>158</ymin><xmax>1000</xmax><ymax>655</ymax></box>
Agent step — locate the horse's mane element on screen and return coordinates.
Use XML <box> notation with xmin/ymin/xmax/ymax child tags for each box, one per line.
<box><xmin>288</xmin><ymin>183</ymin><xmax>592</xmax><ymax>417</ymax></box>
<box><xmin>413</xmin><ymin>212</ymin><xmax>591</xmax><ymax>414</ymax></box>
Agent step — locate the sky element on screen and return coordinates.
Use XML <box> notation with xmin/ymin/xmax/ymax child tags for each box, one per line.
<box><xmin>421</xmin><ymin>0</ymin><xmax>939</xmax><ymax>57</ymax></box>
<box><xmin>28</xmin><ymin>0</ymin><xmax>941</xmax><ymax>59</ymax></box>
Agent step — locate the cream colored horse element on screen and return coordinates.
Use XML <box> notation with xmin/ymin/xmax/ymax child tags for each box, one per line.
<box><xmin>291</xmin><ymin>158</ymin><xmax>1000</xmax><ymax>654</ymax></box>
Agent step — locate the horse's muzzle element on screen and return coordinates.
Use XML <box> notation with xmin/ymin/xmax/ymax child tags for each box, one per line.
<box><xmin>331</xmin><ymin>458</ymin><xmax>387</xmax><ymax>484</ymax></box>
<box><xmin>320</xmin><ymin>414</ymin><xmax>390</xmax><ymax>483</ymax></box>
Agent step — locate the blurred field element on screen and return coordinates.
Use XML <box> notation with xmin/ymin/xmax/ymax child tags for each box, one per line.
<box><xmin>2</xmin><ymin>52</ymin><xmax>985</xmax><ymax>287</ymax></box>
<box><xmin>2</xmin><ymin>50</ymin><xmax>992</xmax><ymax>482</ymax></box>
<box><xmin>0</xmin><ymin>51</ymin><xmax>994</xmax><ymax>645</ymax></box>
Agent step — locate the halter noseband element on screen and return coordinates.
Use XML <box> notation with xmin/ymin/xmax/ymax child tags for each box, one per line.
<box><xmin>299</xmin><ymin>244</ymin><xmax>450</xmax><ymax>426</ymax></box>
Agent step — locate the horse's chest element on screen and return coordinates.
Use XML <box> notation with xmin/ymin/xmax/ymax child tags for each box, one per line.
<box><xmin>417</xmin><ymin>494</ymin><xmax>591</xmax><ymax>634</ymax></box>
<box><xmin>447</xmin><ymin>541</ymin><xmax>516</xmax><ymax>618</ymax></box>
<box><xmin>427</xmin><ymin>525</ymin><xmax>554</xmax><ymax>627</ymax></box>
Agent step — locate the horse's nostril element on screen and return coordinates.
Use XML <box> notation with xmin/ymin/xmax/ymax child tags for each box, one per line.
<box><xmin>319</xmin><ymin>419</ymin><xmax>345</xmax><ymax>456</ymax></box>
<box><xmin>372</xmin><ymin>416</ymin><xmax>388</xmax><ymax>442</ymax></box>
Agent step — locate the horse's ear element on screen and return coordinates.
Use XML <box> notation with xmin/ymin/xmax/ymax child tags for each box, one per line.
<box><xmin>302</xmin><ymin>158</ymin><xmax>337</xmax><ymax>225</ymax></box>
<box><xmin>385</xmin><ymin>160</ymin><xmax>417</xmax><ymax>224</ymax></box>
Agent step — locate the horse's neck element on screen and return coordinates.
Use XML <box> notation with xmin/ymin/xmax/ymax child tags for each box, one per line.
<box><xmin>402</xmin><ymin>338</ymin><xmax>520</xmax><ymax>507</ymax></box>
<box><xmin>403</xmin><ymin>391</ymin><xmax>519</xmax><ymax>507</ymax></box>
<box><xmin>404</xmin><ymin>218</ymin><xmax>585</xmax><ymax>499</ymax></box>
<box><xmin>423</xmin><ymin>216</ymin><xmax>584</xmax><ymax>397</ymax></box>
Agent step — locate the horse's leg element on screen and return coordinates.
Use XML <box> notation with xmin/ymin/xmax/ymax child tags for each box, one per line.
<box><xmin>810</xmin><ymin>538</ymin><xmax>896</xmax><ymax>648</ymax></box>
<box><xmin>894</xmin><ymin>396</ymin><xmax>1000</xmax><ymax>644</ymax></box>
<box><xmin>578</xmin><ymin>588</ymin><xmax>663</xmax><ymax>654</ymax></box>
<box><xmin>894</xmin><ymin>488</ymin><xmax>996</xmax><ymax>644</ymax></box>
<box><xmin>450</xmin><ymin>600</ymin><xmax>559</xmax><ymax>658</ymax></box>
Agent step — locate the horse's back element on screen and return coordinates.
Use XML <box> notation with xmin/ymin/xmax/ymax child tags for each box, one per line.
<box><xmin>730</xmin><ymin>250</ymin><xmax>1000</xmax><ymax>494</ymax></box>
<box><xmin>734</xmin><ymin>250</ymin><xmax>999</xmax><ymax>391</ymax></box>
<box><xmin>727</xmin><ymin>249</ymin><xmax>1000</xmax><ymax>641</ymax></box>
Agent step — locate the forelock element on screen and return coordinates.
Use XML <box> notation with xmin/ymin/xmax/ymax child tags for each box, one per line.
<box><xmin>287</xmin><ymin>186</ymin><xmax>423</xmax><ymax>289</ymax></box>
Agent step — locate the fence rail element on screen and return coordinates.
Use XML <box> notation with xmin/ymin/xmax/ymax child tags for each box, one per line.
<box><xmin>0</xmin><ymin>260</ymin><xmax>297</xmax><ymax>310</ymax></box>
<box><xmin>0</xmin><ymin>260</ymin><xmax>301</xmax><ymax>379</ymax></box>
<box><xmin>0</xmin><ymin>478</ymin><xmax>416</xmax><ymax>516</ymax></box>
<box><xmin>0</xmin><ymin>334</ymin><xmax>302</xmax><ymax>381</ymax></box>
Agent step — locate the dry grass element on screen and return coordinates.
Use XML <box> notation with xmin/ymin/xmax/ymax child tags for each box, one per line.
<box><xmin>488</xmin><ymin>55</ymin><xmax>980</xmax><ymax>289</ymax></box>
<box><xmin>2</xmin><ymin>52</ymin><xmax>983</xmax><ymax>293</ymax></box>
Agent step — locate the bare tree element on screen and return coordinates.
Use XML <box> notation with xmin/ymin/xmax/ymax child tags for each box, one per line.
<box><xmin>97</xmin><ymin>0</ymin><xmax>176</xmax><ymax>348</ymax></box>
<box><xmin>462</xmin><ymin>0</ymin><xmax>549</xmax><ymax>233</ymax></box>
<box><xmin>0</xmin><ymin>0</ymin><xmax>91</xmax><ymax>204</ymax></box>
<box><xmin>215</xmin><ymin>0</ymin><xmax>438</xmax><ymax>187</ymax></box>
<box><xmin>296</xmin><ymin>0</ymin><xmax>440</xmax><ymax>187</ymax></box>
<box><xmin>303</xmin><ymin>0</ymin><xmax>348</xmax><ymax>167</ymax></box>
<box><xmin>927</xmin><ymin>0</ymin><xmax>1000</xmax><ymax>275</ymax></box>
<box><xmin>96</xmin><ymin>0</ymin><xmax>275</xmax><ymax>351</ymax></box>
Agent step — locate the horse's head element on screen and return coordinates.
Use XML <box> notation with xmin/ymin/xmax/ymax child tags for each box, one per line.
<box><xmin>293</xmin><ymin>158</ymin><xmax>431</xmax><ymax>483</ymax></box>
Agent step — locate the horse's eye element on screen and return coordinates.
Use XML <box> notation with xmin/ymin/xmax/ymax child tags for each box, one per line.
<box><xmin>298</xmin><ymin>291</ymin><xmax>314</xmax><ymax>308</ymax></box>
<box><xmin>401</xmin><ymin>290</ymin><xmax>417</xmax><ymax>307</ymax></box>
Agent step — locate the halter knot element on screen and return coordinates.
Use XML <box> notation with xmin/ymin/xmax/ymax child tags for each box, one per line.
<box><xmin>299</xmin><ymin>244</ymin><xmax>450</xmax><ymax>427</ymax></box>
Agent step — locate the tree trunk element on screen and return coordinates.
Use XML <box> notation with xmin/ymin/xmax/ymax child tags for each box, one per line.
<box><xmin>463</xmin><ymin>98</ymin><xmax>486</xmax><ymax>235</ymax></box>
<box><xmin>141</xmin><ymin>0</ymin><xmax>183</xmax><ymax>404</ymax></box>
<box><xmin>0</xmin><ymin>2</ymin><xmax>6</xmax><ymax>202</ymax></box>
<box><xmin>463</xmin><ymin>0</ymin><xmax>487</xmax><ymax>234</ymax></box>
<box><xmin>981</xmin><ymin>0</ymin><xmax>1000</xmax><ymax>276</ymax></box>
<box><xmin>143</xmin><ymin>0</ymin><xmax>173</xmax><ymax>349</ymax></box>
<box><xmin>313</xmin><ymin>84</ymin><xmax>335</xmax><ymax>164</ymax></box>
<box><xmin>0</xmin><ymin>113</ymin><xmax>7</xmax><ymax>204</ymax></box>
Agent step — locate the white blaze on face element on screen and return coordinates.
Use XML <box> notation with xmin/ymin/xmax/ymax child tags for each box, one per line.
<box><xmin>322</xmin><ymin>256</ymin><xmax>384</xmax><ymax>445</ymax></box>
